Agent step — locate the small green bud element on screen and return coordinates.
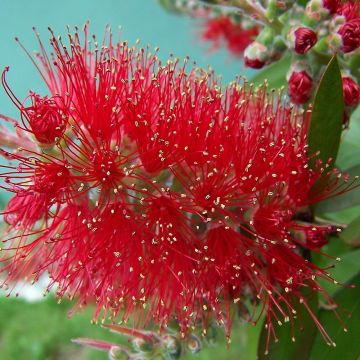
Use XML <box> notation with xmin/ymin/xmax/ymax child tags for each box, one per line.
<box><xmin>162</xmin><ymin>334</ymin><xmax>182</xmax><ymax>358</ymax></box>
<box><xmin>186</xmin><ymin>334</ymin><xmax>202</xmax><ymax>354</ymax></box>
<box><xmin>109</xmin><ymin>346</ymin><xmax>130</xmax><ymax>360</ymax></box>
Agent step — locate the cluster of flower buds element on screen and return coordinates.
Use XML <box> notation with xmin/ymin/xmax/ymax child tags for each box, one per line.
<box><xmin>0</xmin><ymin>26</ymin><xmax>358</xmax><ymax>353</ymax></box>
<box><xmin>158</xmin><ymin>0</ymin><xmax>360</xmax><ymax>114</ymax></box>
<box><xmin>73</xmin><ymin>324</ymin><xmax>204</xmax><ymax>359</ymax></box>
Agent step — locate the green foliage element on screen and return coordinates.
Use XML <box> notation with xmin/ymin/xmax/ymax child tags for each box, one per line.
<box><xmin>340</xmin><ymin>215</ymin><xmax>360</xmax><ymax>246</ymax></box>
<box><xmin>0</xmin><ymin>297</ymin><xmax>120</xmax><ymax>360</ymax></box>
<box><xmin>317</xmin><ymin>164</ymin><xmax>360</xmax><ymax>213</ymax></box>
<box><xmin>257</xmin><ymin>287</ymin><xmax>319</xmax><ymax>360</ymax></box>
<box><xmin>309</xmin><ymin>272</ymin><xmax>360</xmax><ymax>360</ymax></box>
<box><xmin>308</xmin><ymin>56</ymin><xmax>344</xmax><ymax>167</ymax></box>
<box><xmin>0</xmin><ymin>297</ymin><xmax>262</xmax><ymax>360</ymax></box>
<box><xmin>250</xmin><ymin>55</ymin><xmax>291</xmax><ymax>89</ymax></box>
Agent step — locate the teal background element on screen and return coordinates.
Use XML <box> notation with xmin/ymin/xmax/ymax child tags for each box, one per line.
<box><xmin>0</xmin><ymin>0</ymin><xmax>251</xmax><ymax>119</ymax></box>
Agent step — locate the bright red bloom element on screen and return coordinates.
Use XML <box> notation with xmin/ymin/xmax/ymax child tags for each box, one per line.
<box><xmin>338</xmin><ymin>19</ymin><xmax>360</xmax><ymax>53</ymax></box>
<box><xmin>202</xmin><ymin>16</ymin><xmax>259</xmax><ymax>57</ymax></box>
<box><xmin>288</xmin><ymin>70</ymin><xmax>313</xmax><ymax>104</ymax></box>
<box><xmin>0</xmin><ymin>27</ymin><xmax>357</xmax><ymax>351</ymax></box>
<box><xmin>337</xmin><ymin>0</ymin><xmax>359</xmax><ymax>21</ymax></box>
<box><xmin>294</xmin><ymin>27</ymin><xmax>318</xmax><ymax>54</ymax></box>
<box><xmin>342</xmin><ymin>76</ymin><xmax>360</xmax><ymax>106</ymax></box>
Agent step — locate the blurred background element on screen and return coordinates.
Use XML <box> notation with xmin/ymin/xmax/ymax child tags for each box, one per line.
<box><xmin>0</xmin><ymin>1</ymin><xmax>255</xmax><ymax>359</ymax></box>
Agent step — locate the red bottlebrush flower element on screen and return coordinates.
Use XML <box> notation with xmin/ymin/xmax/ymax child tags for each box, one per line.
<box><xmin>288</xmin><ymin>70</ymin><xmax>313</xmax><ymax>104</ymax></box>
<box><xmin>338</xmin><ymin>19</ymin><xmax>360</xmax><ymax>53</ymax></box>
<box><xmin>342</xmin><ymin>76</ymin><xmax>360</xmax><ymax>107</ymax></box>
<box><xmin>0</xmin><ymin>26</ymin><xmax>358</xmax><ymax>352</ymax></box>
<box><xmin>201</xmin><ymin>16</ymin><xmax>259</xmax><ymax>57</ymax></box>
<box><xmin>293</xmin><ymin>27</ymin><xmax>318</xmax><ymax>54</ymax></box>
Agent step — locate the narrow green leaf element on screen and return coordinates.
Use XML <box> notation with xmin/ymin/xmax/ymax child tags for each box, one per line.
<box><xmin>250</xmin><ymin>55</ymin><xmax>291</xmax><ymax>89</ymax></box>
<box><xmin>340</xmin><ymin>215</ymin><xmax>360</xmax><ymax>246</ymax></box>
<box><xmin>257</xmin><ymin>287</ymin><xmax>318</xmax><ymax>360</ymax></box>
<box><xmin>308</xmin><ymin>56</ymin><xmax>344</xmax><ymax>166</ymax></box>
<box><xmin>309</xmin><ymin>272</ymin><xmax>360</xmax><ymax>360</ymax></box>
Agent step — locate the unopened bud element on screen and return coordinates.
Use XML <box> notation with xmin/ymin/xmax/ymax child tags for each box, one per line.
<box><xmin>186</xmin><ymin>334</ymin><xmax>202</xmax><ymax>354</ymax></box>
<box><xmin>287</xmin><ymin>69</ymin><xmax>313</xmax><ymax>104</ymax></box>
<box><xmin>338</xmin><ymin>19</ymin><xmax>360</xmax><ymax>53</ymax></box>
<box><xmin>22</xmin><ymin>92</ymin><xmax>68</xmax><ymax>145</ymax></box>
<box><xmin>322</xmin><ymin>0</ymin><xmax>341</xmax><ymax>14</ymax></box>
<box><xmin>342</xmin><ymin>76</ymin><xmax>360</xmax><ymax>107</ymax></box>
<box><xmin>109</xmin><ymin>346</ymin><xmax>130</xmax><ymax>360</ymax></box>
<box><xmin>244</xmin><ymin>42</ymin><xmax>270</xmax><ymax>69</ymax></box>
<box><xmin>162</xmin><ymin>335</ymin><xmax>181</xmax><ymax>358</ymax></box>
<box><xmin>289</xmin><ymin>27</ymin><xmax>317</xmax><ymax>54</ymax></box>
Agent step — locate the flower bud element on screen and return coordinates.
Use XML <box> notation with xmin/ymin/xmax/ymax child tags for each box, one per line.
<box><xmin>290</xmin><ymin>27</ymin><xmax>318</xmax><ymax>54</ymax></box>
<box><xmin>303</xmin><ymin>227</ymin><xmax>329</xmax><ymax>249</ymax></box>
<box><xmin>109</xmin><ymin>346</ymin><xmax>130</xmax><ymax>360</ymax></box>
<box><xmin>22</xmin><ymin>92</ymin><xmax>68</xmax><ymax>145</ymax></box>
<box><xmin>266</xmin><ymin>0</ymin><xmax>295</xmax><ymax>20</ymax></box>
<box><xmin>186</xmin><ymin>334</ymin><xmax>201</xmax><ymax>354</ymax></box>
<box><xmin>338</xmin><ymin>19</ymin><xmax>360</xmax><ymax>53</ymax></box>
<box><xmin>244</xmin><ymin>42</ymin><xmax>269</xmax><ymax>69</ymax></box>
<box><xmin>287</xmin><ymin>70</ymin><xmax>313</xmax><ymax>104</ymax></box>
<box><xmin>327</xmin><ymin>32</ymin><xmax>343</xmax><ymax>51</ymax></box>
<box><xmin>161</xmin><ymin>335</ymin><xmax>181</xmax><ymax>358</ymax></box>
<box><xmin>305</xmin><ymin>0</ymin><xmax>334</xmax><ymax>21</ymax></box>
<box><xmin>323</xmin><ymin>0</ymin><xmax>341</xmax><ymax>14</ymax></box>
<box><xmin>342</xmin><ymin>76</ymin><xmax>360</xmax><ymax>107</ymax></box>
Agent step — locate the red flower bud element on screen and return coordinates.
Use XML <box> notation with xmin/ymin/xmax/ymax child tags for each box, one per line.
<box><xmin>342</xmin><ymin>76</ymin><xmax>360</xmax><ymax>107</ymax></box>
<box><xmin>294</xmin><ymin>27</ymin><xmax>318</xmax><ymax>54</ymax></box>
<box><xmin>302</xmin><ymin>226</ymin><xmax>331</xmax><ymax>250</ymax></box>
<box><xmin>323</xmin><ymin>0</ymin><xmax>341</xmax><ymax>14</ymax></box>
<box><xmin>22</xmin><ymin>93</ymin><xmax>68</xmax><ymax>145</ymax></box>
<box><xmin>244</xmin><ymin>42</ymin><xmax>268</xmax><ymax>69</ymax></box>
<box><xmin>244</xmin><ymin>57</ymin><xmax>266</xmax><ymax>69</ymax></box>
<box><xmin>338</xmin><ymin>19</ymin><xmax>360</xmax><ymax>53</ymax></box>
<box><xmin>288</xmin><ymin>71</ymin><xmax>313</xmax><ymax>104</ymax></box>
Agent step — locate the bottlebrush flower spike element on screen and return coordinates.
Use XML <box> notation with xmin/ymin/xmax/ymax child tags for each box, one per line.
<box><xmin>201</xmin><ymin>16</ymin><xmax>259</xmax><ymax>57</ymax></box>
<box><xmin>0</xmin><ymin>26</ymin><xmax>358</xmax><ymax>353</ymax></box>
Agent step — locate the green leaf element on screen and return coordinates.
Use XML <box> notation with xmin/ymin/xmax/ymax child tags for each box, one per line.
<box><xmin>257</xmin><ymin>286</ymin><xmax>319</xmax><ymax>360</ymax></box>
<box><xmin>316</xmin><ymin>164</ymin><xmax>360</xmax><ymax>213</ymax></box>
<box><xmin>297</xmin><ymin>0</ymin><xmax>310</xmax><ymax>6</ymax></box>
<box><xmin>250</xmin><ymin>55</ymin><xmax>291</xmax><ymax>89</ymax></box>
<box><xmin>315</xmin><ymin>246</ymin><xmax>360</xmax><ymax>295</ymax></box>
<box><xmin>340</xmin><ymin>215</ymin><xmax>360</xmax><ymax>246</ymax></box>
<box><xmin>308</xmin><ymin>56</ymin><xmax>344</xmax><ymax>167</ymax></box>
<box><xmin>336</xmin><ymin>106</ymin><xmax>360</xmax><ymax>169</ymax></box>
<box><xmin>309</xmin><ymin>272</ymin><xmax>360</xmax><ymax>360</ymax></box>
